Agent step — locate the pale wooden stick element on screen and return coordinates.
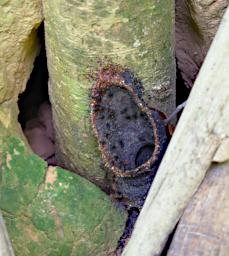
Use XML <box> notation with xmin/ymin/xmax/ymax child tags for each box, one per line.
<box><xmin>0</xmin><ymin>211</ymin><xmax>15</xmax><ymax>256</ymax></box>
<box><xmin>122</xmin><ymin>6</ymin><xmax>229</xmax><ymax>256</ymax></box>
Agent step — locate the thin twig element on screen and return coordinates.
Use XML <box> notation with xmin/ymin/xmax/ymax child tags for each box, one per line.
<box><xmin>164</xmin><ymin>100</ymin><xmax>187</xmax><ymax>125</ymax></box>
<box><xmin>0</xmin><ymin>211</ymin><xmax>15</xmax><ymax>256</ymax></box>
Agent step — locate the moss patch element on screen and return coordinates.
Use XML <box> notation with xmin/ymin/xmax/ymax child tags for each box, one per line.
<box><xmin>0</xmin><ymin>136</ymin><xmax>126</xmax><ymax>256</ymax></box>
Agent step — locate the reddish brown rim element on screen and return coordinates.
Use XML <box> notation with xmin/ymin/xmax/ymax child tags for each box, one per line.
<box><xmin>90</xmin><ymin>65</ymin><xmax>160</xmax><ymax>178</ymax></box>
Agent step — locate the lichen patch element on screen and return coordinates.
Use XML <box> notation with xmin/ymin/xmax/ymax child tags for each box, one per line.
<box><xmin>45</xmin><ymin>166</ymin><xmax>57</xmax><ymax>186</ymax></box>
<box><xmin>50</xmin><ymin>206</ymin><xmax>64</xmax><ymax>238</ymax></box>
<box><xmin>13</xmin><ymin>148</ymin><xmax>20</xmax><ymax>155</ymax></box>
<box><xmin>25</xmin><ymin>227</ymin><xmax>40</xmax><ymax>243</ymax></box>
<box><xmin>6</xmin><ymin>153</ymin><xmax>12</xmax><ymax>169</ymax></box>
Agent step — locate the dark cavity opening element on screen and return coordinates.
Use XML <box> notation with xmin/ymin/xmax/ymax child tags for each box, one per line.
<box><xmin>135</xmin><ymin>144</ymin><xmax>155</xmax><ymax>167</ymax></box>
<box><xmin>176</xmin><ymin>60</ymin><xmax>191</xmax><ymax>104</ymax></box>
<box><xmin>95</xmin><ymin>85</ymin><xmax>155</xmax><ymax>172</ymax></box>
<box><xmin>17</xmin><ymin>23</ymin><xmax>56</xmax><ymax>166</ymax></box>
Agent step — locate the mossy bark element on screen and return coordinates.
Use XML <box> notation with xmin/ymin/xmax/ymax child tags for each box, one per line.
<box><xmin>0</xmin><ymin>0</ymin><xmax>43</xmax><ymax>103</ymax></box>
<box><xmin>0</xmin><ymin>136</ymin><xmax>126</xmax><ymax>256</ymax></box>
<box><xmin>0</xmin><ymin>0</ymin><xmax>43</xmax><ymax>145</ymax></box>
<box><xmin>0</xmin><ymin>1</ymin><xmax>126</xmax><ymax>254</ymax></box>
<box><xmin>43</xmin><ymin>0</ymin><xmax>175</xmax><ymax>190</ymax></box>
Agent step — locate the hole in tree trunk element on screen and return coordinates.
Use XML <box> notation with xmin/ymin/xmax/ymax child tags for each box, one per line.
<box><xmin>135</xmin><ymin>144</ymin><xmax>155</xmax><ymax>167</ymax></box>
<box><xmin>17</xmin><ymin>23</ymin><xmax>56</xmax><ymax>166</ymax></box>
<box><xmin>94</xmin><ymin>85</ymin><xmax>155</xmax><ymax>172</ymax></box>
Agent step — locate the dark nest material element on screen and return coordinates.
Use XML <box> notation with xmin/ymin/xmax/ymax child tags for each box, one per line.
<box><xmin>90</xmin><ymin>64</ymin><xmax>169</xmax><ymax>253</ymax></box>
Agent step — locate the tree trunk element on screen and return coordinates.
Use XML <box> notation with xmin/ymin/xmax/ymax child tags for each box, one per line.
<box><xmin>0</xmin><ymin>0</ymin><xmax>43</xmax><ymax>142</ymax></box>
<box><xmin>0</xmin><ymin>137</ymin><xmax>125</xmax><ymax>256</ymax></box>
<box><xmin>43</xmin><ymin>0</ymin><xmax>176</xmax><ymax>191</ymax></box>
<box><xmin>0</xmin><ymin>2</ymin><xmax>126</xmax><ymax>255</ymax></box>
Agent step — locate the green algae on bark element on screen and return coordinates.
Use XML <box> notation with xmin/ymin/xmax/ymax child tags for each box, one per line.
<box><xmin>0</xmin><ymin>102</ymin><xmax>28</xmax><ymax>144</ymax></box>
<box><xmin>43</xmin><ymin>0</ymin><xmax>175</xmax><ymax>190</ymax></box>
<box><xmin>0</xmin><ymin>137</ymin><xmax>126</xmax><ymax>256</ymax></box>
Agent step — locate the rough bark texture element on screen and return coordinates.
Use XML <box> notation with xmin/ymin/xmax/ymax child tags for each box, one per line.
<box><xmin>0</xmin><ymin>0</ymin><xmax>43</xmax><ymax>103</ymax></box>
<box><xmin>43</xmin><ymin>0</ymin><xmax>175</xmax><ymax>190</ymax></box>
<box><xmin>176</xmin><ymin>0</ymin><xmax>228</xmax><ymax>88</ymax></box>
<box><xmin>167</xmin><ymin>161</ymin><xmax>229</xmax><ymax>256</ymax></box>
<box><xmin>0</xmin><ymin>136</ymin><xmax>126</xmax><ymax>256</ymax></box>
<box><xmin>0</xmin><ymin>1</ymin><xmax>126</xmax><ymax>254</ymax></box>
<box><xmin>123</xmin><ymin>6</ymin><xmax>229</xmax><ymax>256</ymax></box>
<box><xmin>0</xmin><ymin>0</ymin><xmax>43</xmax><ymax>144</ymax></box>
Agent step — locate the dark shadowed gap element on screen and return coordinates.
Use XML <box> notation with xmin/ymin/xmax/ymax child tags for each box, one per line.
<box><xmin>175</xmin><ymin>60</ymin><xmax>191</xmax><ymax>120</ymax></box>
<box><xmin>18</xmin><ymin>23</ymin><xmax>49</xmax><ymax>128</ymax></box>
<box><xmin>176</xmin><ymin>60</ymin><xmax>191</xmax><ymax>106</ymax></box>
<box><xmin>17</xmin><ymin>22</ymin><xmax>56</xmax><ymax>166</ymax></box>
<box><xmin>160</xmin><ymin>224</ymin><xmax>178</xmax><ymax>256</ymax></box>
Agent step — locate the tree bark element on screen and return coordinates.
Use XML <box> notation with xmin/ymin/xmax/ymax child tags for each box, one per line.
<box><xmin>167</xmin><ymin>161</ymin><xmax>229</xmax><ymax>256</ymax></box>
<box><xmin>0</xmin><ymin>137</ymin><xmax>125</xmax><ymax>256</ymax></box>
<box><xmin>176</xmin><ymin>0</ymin><xmax>228</xmax><ymax>88</ymax></box>
<box><xmin>0</xmin><ymin>0</ymin><xmax>42</xmax><ymax>103</ymax></box>
<box><xmin>0</xmin><ymin>0</ymin><xmax>43</xmax><ymax>143</ymax></box>
<box><xmin>43</xmin><ymin>0</ymin><xmax>176</xmax><ymax>190</ymax></box>
<box><xmin>0</xmin><ymin>2</ymin><xmax>126</xmax><ymax>254</ymax></box>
